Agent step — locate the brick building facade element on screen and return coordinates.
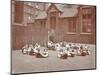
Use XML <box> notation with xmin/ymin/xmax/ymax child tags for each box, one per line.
<box><xmin>12</xmin><ymin>0</ymin><xmax>96</xmax><ymax>49</ymax></box>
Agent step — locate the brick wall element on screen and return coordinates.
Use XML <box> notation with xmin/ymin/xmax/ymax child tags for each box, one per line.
<box><xmin>12</xmin><ymin>25</ymin><xmax>48</xmax><ymax>50</ymax></box>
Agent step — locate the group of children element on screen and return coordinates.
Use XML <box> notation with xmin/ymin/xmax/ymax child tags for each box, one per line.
<box><xmin>22</xmin><ymin>43</ymin><xmax>49</xmax><ymax>58</ymax></box>
<box><xmin>56</xmin><ymin>43</ymin><xmax>90</xmax><ymax>59</ymax></box>
<box><xmin>21</xmin><ymin>41</ymin><xmax>91</xmax><ymax>59</ymax></box>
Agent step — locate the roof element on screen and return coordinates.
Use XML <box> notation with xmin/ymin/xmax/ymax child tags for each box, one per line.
<box><xmin>80</xmin><ymin>5</ymin><xmax>95</xmax><ymax>8</ymax></box>
<box><xmin>35</xmin><ymin>4</ymin><xmax>79</xmax><ymax>19</ymax></box>
<box><xmin>55</xmin><ymin>4</ymin><xmax>64</xmax><ymax>11</ymax></box>
<box><xmin>47</xmin><ymin>3</ymin><xmax>62</xmax><ymax>13</ymax></box>
<box><xmin>35</xmin><ymin>11</ymin><xmax>47</xmax><ymax>19</ymax></box>
<box><xmin>60</xmin><ymin>6</ymin><xmax>78</xmax><ymax>17</ymax></box>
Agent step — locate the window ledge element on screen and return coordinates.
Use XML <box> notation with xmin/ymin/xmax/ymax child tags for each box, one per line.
<box><xmin>66</xmin><ymin>32</ymin><xmax>77</xmax><ymax>34</ymax></box>
<box><xmin>80</xmin><ymin>33</ymin><xmax>92</xmax><ymax>35</ymax></box>
<box><xmin>13</xmin><ymin>23</ymin><xmax>23</xmax><ymax>26</ymax></box>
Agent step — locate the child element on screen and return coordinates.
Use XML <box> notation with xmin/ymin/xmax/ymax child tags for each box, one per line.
<box><xmin>35</xmin><ymin>48</ymin><xmax>43</xmax><ymax>58</ymax></box>
<box><xmin>57</xmin><ymin>49</ymin><xmax>68</xmax><ymax>59</ymax></box>
<box><xmin>22</xmin><ymin>44</ymin><xmax>29</xmax><ymax>54</ymax></box>
<box><xmin>29</xmin><ymin>44</ymin><xmax>35</xmax><ymax>55</ymax></box>
<box><xmin>70</xmin><ymin>50</ymin><xmax>76</xmax><ymax>57</ymax></box>
<box><xmin>42</xmin><ymin>49</ymin><xmax>49</xmax><ymax>58</ymax></box>
<box><xmin>80</xmin><ymin>45</ymin><xmax>86</xmax><ymax>56</ymax></box>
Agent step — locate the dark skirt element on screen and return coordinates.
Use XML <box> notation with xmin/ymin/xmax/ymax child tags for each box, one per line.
<box><xmin>36</xmin><ymin>53</ymin><xmax>44</xmax><ymax>58</ymax></box>
<box><xmin>81</xmin><ymin>52</ymin><xmax>86</xmax><ymax>56</ymax></box>
<box><xmin>60</xmin><ymin>54</ymin><xmax>68</xmax><ymax>59</ymax></box>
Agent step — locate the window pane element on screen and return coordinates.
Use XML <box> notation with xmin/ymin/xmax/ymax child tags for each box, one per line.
<box><xmin>68</xmin><ymin>19</ymin><xmax>76</xmax><ymax>32</ymax></box>
<box><xmin>41</xmin><ymin>21</ymin><xmax>45</xmax><ymax>28</ymax></box>
<box><xmin>50</xmin><ymin>16</ymin><xmax>56</xmax><ymax>29</ymax></box>
<box><xmin>82</xmin><ymin>8</ymin><xmax>92</xmax><ymax>33</ymax></box>
<box><xmin>82</xmin><ymin>20</ymin><xmax>92</xmax><ymax>33</ymax></box>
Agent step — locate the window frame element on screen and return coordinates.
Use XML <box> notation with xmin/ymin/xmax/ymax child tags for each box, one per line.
<box><xmin>67</xmin><ymin>17</ymin><xmax>77</xmax><ymax>34</ymax></box>
<box><xmin>50</xmin><ymin>12</ymin><xmax>56</xmax><ymax>29</ymax></box>
<box><xmin>40</xmin><ymin>20</ymin><xmax>46</xmax><ymax>28</ymax></box>
<box><xmin>80</xmin><ymin>7</ymin><xmax>92</xmax><ymax>34</ymax></box>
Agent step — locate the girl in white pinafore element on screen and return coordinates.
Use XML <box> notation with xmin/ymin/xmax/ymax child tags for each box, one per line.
<box><xmin>34</xmin><ymin>43</ymin><xmax>40</xmax><ymax>53</ymax></box>
<box><xmin>22</xmin><ymin>44</ymin><xmax>29</xmax><ymax>54</ymax></box>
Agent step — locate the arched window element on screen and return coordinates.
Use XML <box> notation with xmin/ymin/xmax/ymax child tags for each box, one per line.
<box><xmin>50</xmin><ymin>12</ymin><xmax>56</xmax><ymax>29</ymax></box>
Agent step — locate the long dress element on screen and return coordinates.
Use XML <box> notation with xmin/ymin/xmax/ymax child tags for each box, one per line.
<box><xmin>42</xmin><ymin>51</ymin><xmax>49</xmax><ymax>58</ymax></box>
<box><xmin>22</xmin><ymin>44</ymin><xmax>28</xmax><ymax>54</ymax></box>
<box><xmin>22</xmin><ymin>48</ymin><xmax>28</xmax><ymax>54</ymax></box>
<box><xmin>36</xmin><ymin>53</ymin><xmax>43</xmax><ymax>58</ymax></box>
<box><xmin>70</xmin><ymin>50</ymin><xmax>76</xmax><ymax>57</ymax></box>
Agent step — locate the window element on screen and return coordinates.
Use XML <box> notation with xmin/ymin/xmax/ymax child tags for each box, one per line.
<box><xmin>40</xmin><ymin>21</ymin><xmax>45</xmax><ymax>28</ymax></box>
<box><xmin>68</xmin><ymin>18</ymin><xmax>76</xmax><ymax>32</ymax></box>
<box><xmin>50</xmin><ymin>12</ymin><xmax>56</xmax><ymax>16</ymax></box>
<box><xmin>82</xmin><ymin>20</ymin><xmax>92</xmax><ymax>33</ymax></box>
<box><xmin>81</xmin><ymin>8</ymin><xmax>92</xmax><ymax>33</ymax></box>
<box><xmin>82</xmin><ymin>14</ymin><xmax>92</xmax><ymax>19</ymax></box>
<box><xmin>82</xmin><ymin>8</ymin><xmax>92</xmax><ymax>14</ymax></box>
<box><xmin>14</xmin><ymin>1</ymin><xmax>24</xmax><ymax>23</ymax></box>
<box><xmin>50</xmin><ymin>12</ymin><xmax>56</xmax><ymax>29</ymax></box>
<box><xmin>50</xmin><ymin>16</ymin><xmax>56</xmax><ymax>29</ymax></box>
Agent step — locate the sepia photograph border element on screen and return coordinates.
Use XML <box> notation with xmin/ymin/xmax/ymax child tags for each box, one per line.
<box><xmin>11</xmin><ymin>0</ymin><xmax>97</xmax><ymax>75</ymax></box>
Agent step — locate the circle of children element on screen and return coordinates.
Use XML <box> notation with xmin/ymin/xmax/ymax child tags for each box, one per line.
<box><xmin>22</xmin><ymin>41</ymin><xmax>90</xmax><ymax>59</ymax></box>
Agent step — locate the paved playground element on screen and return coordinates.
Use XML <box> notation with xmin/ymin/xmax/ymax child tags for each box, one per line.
<box><xmin>12</xmin><ymin>44</ymin><xmax>96</xmax><ymax>74</ymax></box>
